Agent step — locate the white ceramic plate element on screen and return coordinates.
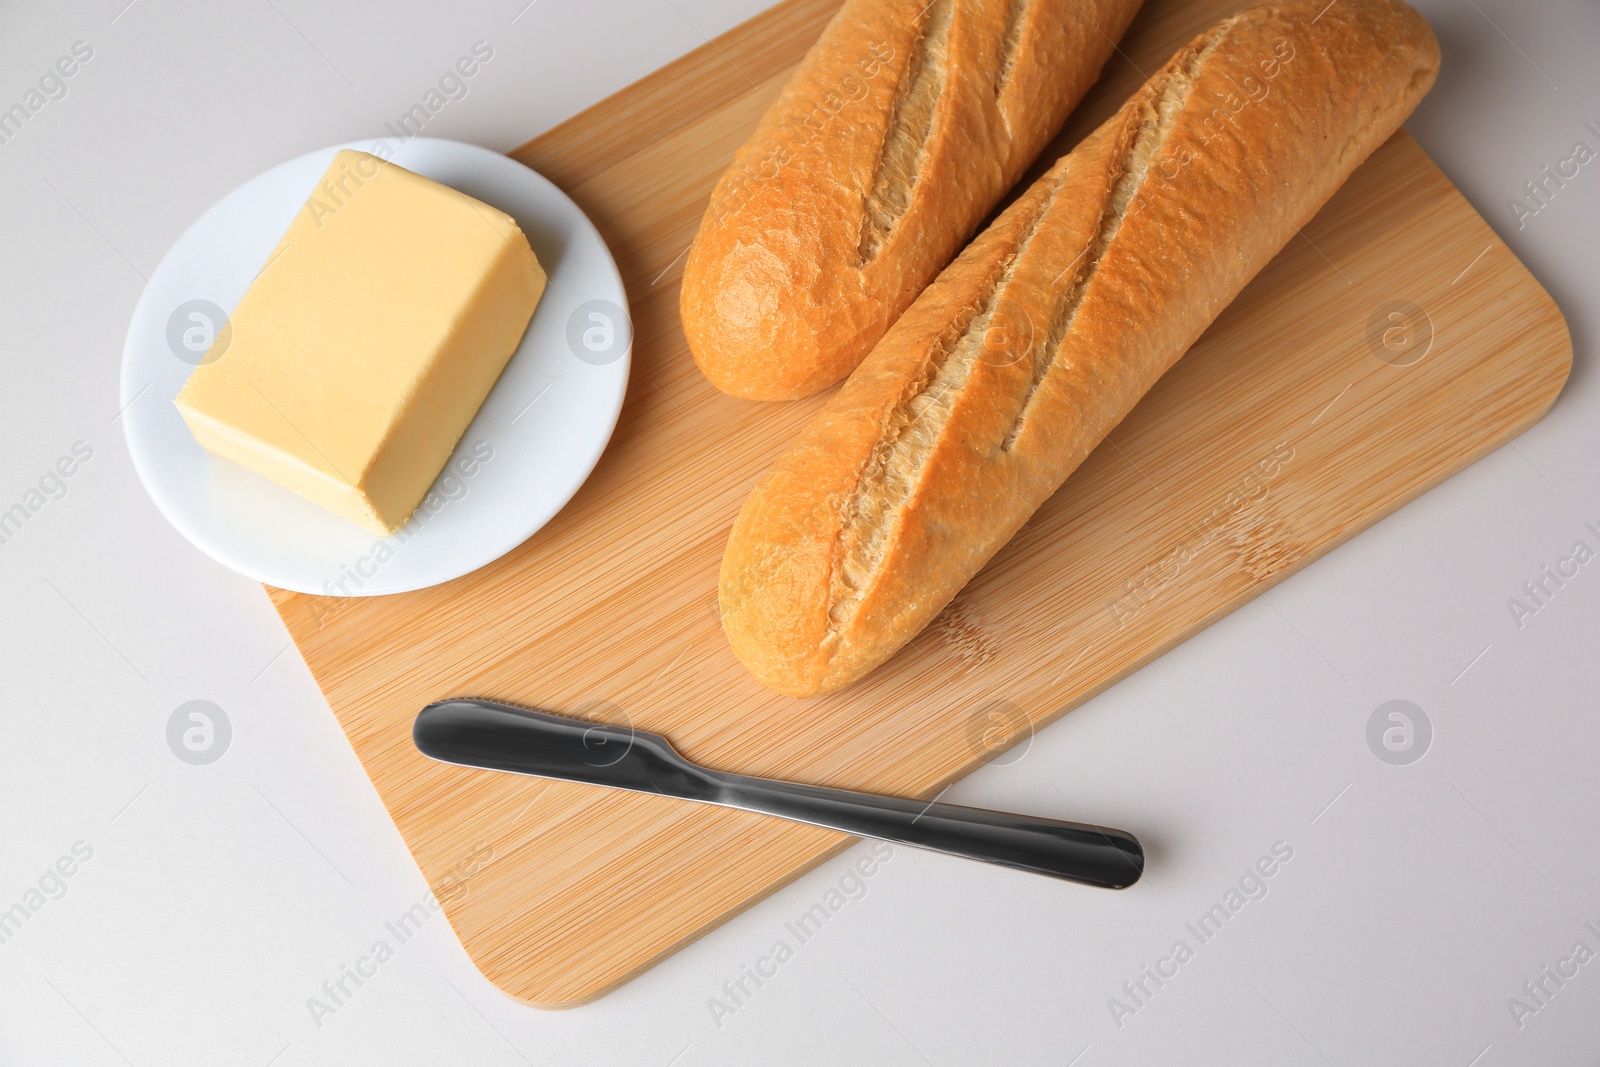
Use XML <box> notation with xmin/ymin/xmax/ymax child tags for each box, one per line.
<box><xmin>121</xmin><ymin>138</ymin><xmax>630</xmax><ymax>596</ymax></box>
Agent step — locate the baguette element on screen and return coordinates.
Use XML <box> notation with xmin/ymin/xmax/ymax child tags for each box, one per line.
<box><xmin>720</xmin><ymin>0</ymin><xmax>1440</xmax><ymax>696</ymax></box>
<box><xmin>680</xmin><ymin>0</ymin><xmax>1144</xmax><ymax>401</ymax></box>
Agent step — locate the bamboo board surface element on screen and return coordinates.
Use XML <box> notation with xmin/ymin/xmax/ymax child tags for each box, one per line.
<box><xmin>267</xmin><ymin>0</ymin><xmax>1571</xmax><ymax>1007</ymax></box>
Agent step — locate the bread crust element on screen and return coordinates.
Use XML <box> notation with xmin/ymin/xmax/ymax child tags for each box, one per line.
<box><xmin>680</xmin><ymin>0</ymin><xmax>1144</xmax><ymax>401</ymax></box>
<box><xmin>721</xmin><ymin>0</ymin><xmax>1441</xmax><ymax>696</ymax></box>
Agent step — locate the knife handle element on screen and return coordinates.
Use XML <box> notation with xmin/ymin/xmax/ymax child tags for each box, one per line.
<box><xmin>707</xmin><ymin>772</ymin><xmax>1143</xmax><ymax>890</ymax></box>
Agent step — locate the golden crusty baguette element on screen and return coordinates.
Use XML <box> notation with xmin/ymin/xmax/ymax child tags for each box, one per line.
<box><xmin>720</xmin><ymin>0</ymin><xmax>1441</xmax><ymax>696</ymax></box>
<box><xmin>680</xmin><ymin>0</ymin><xmax>1144</xmax><ymax>401</ymax></box>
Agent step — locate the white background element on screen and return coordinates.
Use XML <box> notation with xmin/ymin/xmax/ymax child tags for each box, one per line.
<box><xmin>0</xmin><ymin>0</ymin><xmax>1595</xmax><ymax>1063</ymax></box>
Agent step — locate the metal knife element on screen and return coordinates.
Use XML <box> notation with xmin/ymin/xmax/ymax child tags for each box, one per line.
<box><xmin>413</xmin><ymin>697</ymin><xmax>1143</xmax><ymax>890</ymax></box>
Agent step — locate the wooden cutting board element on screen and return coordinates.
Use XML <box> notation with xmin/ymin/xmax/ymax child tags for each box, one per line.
<box><xmin>268</xmin><ymin>0</ymin><xmax>1571</xmax><ymax>1007</ymax></box>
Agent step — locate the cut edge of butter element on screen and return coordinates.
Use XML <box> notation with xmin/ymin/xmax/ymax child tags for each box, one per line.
<box><xmin>175</xmin><ymin>398</ymin><xmax>393</xmax><ymax>534</ymax></box>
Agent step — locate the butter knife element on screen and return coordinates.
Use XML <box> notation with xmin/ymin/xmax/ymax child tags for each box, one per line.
<box><xmin>413</xmin><ymin>698</ymin><xmax>1143</xmax><ymax>889</ymax></box>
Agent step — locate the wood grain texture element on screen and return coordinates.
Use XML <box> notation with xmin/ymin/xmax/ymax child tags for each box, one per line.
<box><xmin>269</xmin><ymin>0</ymin><xmax>1571</xmax><ymax>1007</ymax></box>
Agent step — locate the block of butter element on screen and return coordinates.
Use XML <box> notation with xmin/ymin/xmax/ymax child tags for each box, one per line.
<box><xmin>175</xmin><ymin>149</ymin><xmax>546</xmax><ymax>535</ymax></box>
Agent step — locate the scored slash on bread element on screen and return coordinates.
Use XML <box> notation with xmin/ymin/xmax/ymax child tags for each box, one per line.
<box><xmin>681</xmin><ymin>0</ymin><xmax>1145</xmax><ymax>401</ymax></box>
<box><xmin>719</xmin><ymin>0</ymin><xmax>1442</xmax><ymax>697</ymax></box>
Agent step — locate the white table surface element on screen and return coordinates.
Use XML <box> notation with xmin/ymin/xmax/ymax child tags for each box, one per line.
<box><xmin>1</xmin><ymin>1</ymin><xmax>1594</xmax><ymax>1063</ymax></box>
